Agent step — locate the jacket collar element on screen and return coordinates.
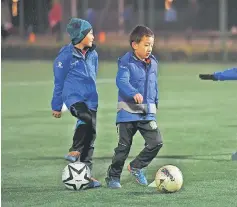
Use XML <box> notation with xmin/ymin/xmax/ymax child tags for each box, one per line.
<box><xmin>131</xmin><ymin>52</ymin><xmax>151</xmax><ymax>65</ymax></box>
<box><xmin>72</xmin><ymin>43</ymin><xmax>96</xmax><ymax>58</ymax></box>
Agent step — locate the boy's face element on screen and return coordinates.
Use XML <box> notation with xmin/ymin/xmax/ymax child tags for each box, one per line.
<box><xmin>132</xmin><ymin>35</ymin><xmax>154</xmax><ymax>60</ymax></box>
<box><xmin>81</xmin><ymin>29</ymin><xmax>94</xmax><ymax>47</ymax></box>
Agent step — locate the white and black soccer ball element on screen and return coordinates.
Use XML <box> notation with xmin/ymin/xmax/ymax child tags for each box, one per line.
<box><xmin>155</xmin><ymin>165</ymin><xmax>183</xmax><ymax>193</ymax></box>
<box><xmin>62</xmin><ymin>162</ymin><xmax>91</xmax><ymax>190</ymax></box>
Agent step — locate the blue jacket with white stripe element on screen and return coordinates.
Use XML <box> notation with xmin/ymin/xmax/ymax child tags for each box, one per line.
<box><xmin>116</xmin><ymin>52</ymin><xmax>159</xmax><ymax>123</ymax></box>
<box><xmin>214</xmin><ymin>68</ymin><xmax>237</xmax><ymax>80</ymax></box>
<box><xmin>51</xmin><ymin>44</ymin><xmax>98</xmax><ymax>111</ymax></box>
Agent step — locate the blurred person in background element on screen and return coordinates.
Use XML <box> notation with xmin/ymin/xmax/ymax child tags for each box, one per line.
<box><xmin>164</xmin><ymin>7</ymin><xmax>177</xmax><ymax>23</ymax></box>
<box><xmin>1</xmin><ymin>0</ymin><xmax>13</xmax><ymax>41</ymax></box>
<box><xmin>48</xmin><ymin>0</ymin><xmax>62</xmax><ymax>41</ymax></box>
<box><xmin>85</xmin><ymin>8</ymin><xmax>96</xmax><ymax>34</ymax></box>
<box><xmin>164</xmin><ymin>0</ymin><xmax>177</xmax><ymax>30</ymax></box>
<box><xmin>123</xmin><ymin>4</ymin><xmax>133</xmax><ymax>33</ymax></box>
<box><xmin>187</xmin><ymin>0</ymin><xmax>199</xmax><ymax>31</ymax></box>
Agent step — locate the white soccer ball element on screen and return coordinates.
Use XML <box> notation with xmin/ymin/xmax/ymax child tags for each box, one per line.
<box><xmin>155</xmin><ymin>165</ymin><xmax>183</xmax><ymax>193</ymax></box>
<box><xmin>62</xmin><ymin>162</ymin><xmax>91</xmax><ymax>190</ymax></box>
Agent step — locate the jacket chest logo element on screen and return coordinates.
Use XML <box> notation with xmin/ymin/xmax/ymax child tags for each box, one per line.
<box><xmin>57</xmin><ymin>61</ymin><xmax>63</xmax><ymax>68</ymax></box>
<box><xmin>71</xmin><ymin>60</ymin><xmax>79</xmax><ymax>66</ymax></box>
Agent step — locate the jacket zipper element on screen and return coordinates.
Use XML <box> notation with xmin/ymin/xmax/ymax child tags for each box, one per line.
<box><xmin>74</xmin><ymin>48</ymin><xmax>90</xmax><ymax>78</ymax></box>
<box><xmin>144</xmin><ymin>63</ymin><xmax>149</xmax><ymax>103</ymax></box>
<box><xmin>83</xmin><ymin>59</ymin><xmax>89</xmax><ymax>78</ymax></box>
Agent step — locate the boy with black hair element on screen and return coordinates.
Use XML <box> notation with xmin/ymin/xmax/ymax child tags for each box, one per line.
<box><xmin>105</xmin><ymin>25</ymin><xmax>163</xmax><ymax>188</ymax></box>
<box><xmin>51</xmin><ymin>18</ymin><xmax>101</xmax><ymax>188</ymax></box>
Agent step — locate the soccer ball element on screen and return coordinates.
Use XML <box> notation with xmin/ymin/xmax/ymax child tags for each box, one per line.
<box><xmin>62</xmin><ymin>162</ymin><xmax>91</xmax><ymax>190</ymax></box>
<box><xmin>155</xmin><ymin>165</ymin><xmax>183</xmax><ymax>193</ymax></box>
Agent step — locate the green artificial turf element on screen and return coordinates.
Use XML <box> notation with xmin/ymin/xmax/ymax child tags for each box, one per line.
<box><xmin>1</xmin><ymin>61</ymin><xmax>237</xmax><ymax>207</ymax></box>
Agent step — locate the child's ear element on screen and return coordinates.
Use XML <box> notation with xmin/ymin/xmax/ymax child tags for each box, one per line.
<box><xmin>132</xmin><ymin>42</ymin><xmax>138</xmax><ymax>50</ymax></box>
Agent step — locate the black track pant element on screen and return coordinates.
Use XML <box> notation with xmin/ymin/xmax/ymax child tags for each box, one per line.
<box><xmin>69</xmin><ymin>102</ymin><xmax>97</xmax><ymax>171</ymax></box>
<box><xmin>107</xmin><ymin>121</ymin><xmax>163</xmax><ymax>179</ymax></box>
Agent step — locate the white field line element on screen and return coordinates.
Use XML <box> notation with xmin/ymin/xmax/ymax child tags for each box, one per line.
<box><xmin>2</xmin><ymin>78</ymin><xmax>115</xmax><ymax>87</ymax></box>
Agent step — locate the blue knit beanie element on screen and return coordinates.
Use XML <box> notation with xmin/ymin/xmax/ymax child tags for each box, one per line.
<box><xmin>66</xmin><ymin>18</ymin><xmax>92</xmax><ymax>45</ymax></box>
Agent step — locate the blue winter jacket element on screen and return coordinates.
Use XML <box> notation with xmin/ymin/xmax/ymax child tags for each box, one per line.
<box><xmin>116</xmin><ymin>52</ymin><xmax>159</xmax><ymax>123</ymax></box>
<box><xmin>51</xmin><ymin>44</ymin><xmax>98</xmax><ymax>111</ymax></box>
<box><xmin>214</xmin><ymin>68</ymin><xmax>237</xmax><ymax>80</ymax></box>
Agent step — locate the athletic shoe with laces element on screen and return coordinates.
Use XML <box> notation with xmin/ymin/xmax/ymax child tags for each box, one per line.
<box><xmin>84</xmin><ymin>177</ymin><xmax>102</xmax><ymax>189</ymax></box>
<box><xmin>105</xmin><ymin>177</ymin><xmax>122</xmax><ymax>189</ymax></box>
<box><xmin>64</xmin><ymin>151</ymin><xmax>80</xmax><ymax>162</ymax></box>
<box><xmin>127</xmin><ymin>164</ymin><xmax>148</xmax><ymax>185</ymax></box>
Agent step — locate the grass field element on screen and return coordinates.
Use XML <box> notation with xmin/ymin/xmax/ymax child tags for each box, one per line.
<box><xmin>1</xmin><ymin>61</ymin><xmax>237</xmax><ymax>207</ymax></box>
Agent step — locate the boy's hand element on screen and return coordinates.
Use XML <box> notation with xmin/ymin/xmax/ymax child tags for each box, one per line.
<box><xmin>133</xmin><ymin>93</ymin><xmax>143</xmax><ymax>104</ymax></box>
<box><xmin>52</xmin><ymin>110</ymin><xmax>62</xmax><ymax>118</ymax></box>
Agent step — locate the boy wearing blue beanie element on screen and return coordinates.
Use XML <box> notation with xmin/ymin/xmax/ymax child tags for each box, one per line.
<box><xmin>51</xmin><ymin>18</ymin><xmax>101</xmax><ymax>188</ymax></box>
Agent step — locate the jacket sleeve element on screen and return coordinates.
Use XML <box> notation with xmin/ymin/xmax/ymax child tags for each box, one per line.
<box><xmin>116</xmin><ymin>61</ymin><xmax>138</xmax><ymax>99</ymax></box>
<box><xmin>51</xmin><ymin>55</ymin><xmax>71</xmax><ymax>111</ymax></box>
<box><xmin>214</xmin><ymin>68</ymin><xmax>237</xmax><ymax>81</ymax></box>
